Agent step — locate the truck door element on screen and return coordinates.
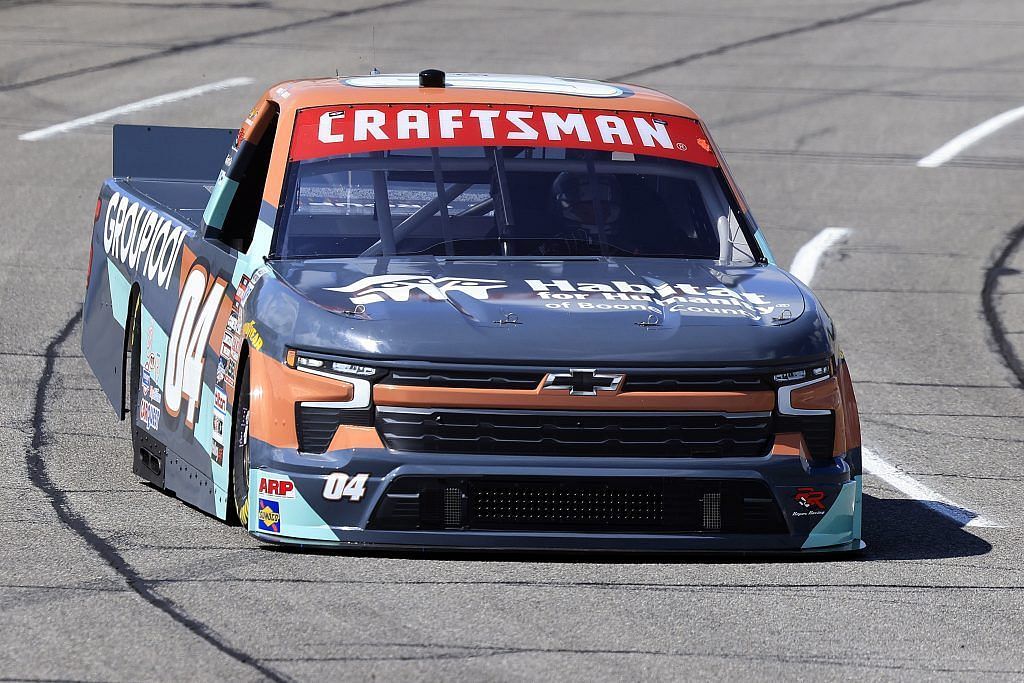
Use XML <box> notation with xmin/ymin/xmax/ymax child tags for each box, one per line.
<box><xmin>160</xmin><ymin>102</ymin><xmax>279</xmax><ymax>516</ymax></box>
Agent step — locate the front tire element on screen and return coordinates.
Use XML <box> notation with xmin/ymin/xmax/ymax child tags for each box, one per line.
<box><xmin>230</xmin><ymin>361</ymin><xmax>252</xmax><ymax>526</ymax></box>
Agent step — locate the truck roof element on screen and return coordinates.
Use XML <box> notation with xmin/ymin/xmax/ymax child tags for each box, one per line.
<box><xmin>263</xmin><ymin>73</ymin><xmax>702</xmax><ymax>121</ymax></box>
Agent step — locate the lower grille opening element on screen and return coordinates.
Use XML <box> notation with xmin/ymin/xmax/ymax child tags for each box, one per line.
<box><xmin>296</xmin><ymin>405</ymin><xmax>373</xmax><ymax>454</ymax></box>
<box><xmin>776</xmin><ymin>414</ymin><xmax>835</xmax><ymax>462</ymax></box>
<box><xmin>371</xmin><ymin>477</ymin><xmax>787</xmax><ymax>534</ymax></box>
<box><xmin>377</xmin><ymin>408</ymin><xmax>773</xmax><ymax>458</ymax></box>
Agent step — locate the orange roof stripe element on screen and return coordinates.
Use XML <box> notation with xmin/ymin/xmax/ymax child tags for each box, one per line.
<box><xmin>262</xmin><ymin>74</ymin><xmax>704</xmax><ymax>121</ymax></box>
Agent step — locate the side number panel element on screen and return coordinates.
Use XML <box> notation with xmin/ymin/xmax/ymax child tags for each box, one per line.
<box><xmin>165</xmin><ymin>263</ymin><xmax>227</xmax><ymax>429</ymax></box>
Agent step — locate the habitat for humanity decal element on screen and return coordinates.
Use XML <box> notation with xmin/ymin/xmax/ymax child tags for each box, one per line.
<box><xmin>326</xmin><ymin>275</ymin><xmax>790</xmax><ymax>320</ymax></box>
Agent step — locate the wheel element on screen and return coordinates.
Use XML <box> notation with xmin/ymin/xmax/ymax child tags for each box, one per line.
<box><xmin>230</xmin><ymin>360</ymin><xmax>252</xmax><ymax>526</ymax></box>
<box><xmin>127</xmin><ymin>296</ymin><xmax>143</xmax><ymax>456</ymax></box>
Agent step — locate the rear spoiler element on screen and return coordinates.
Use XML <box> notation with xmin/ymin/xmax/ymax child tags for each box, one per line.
<box><xmin>112</xmin><ymin>124</ymin><xmax>237</xmax><ymax>181</ymax></box>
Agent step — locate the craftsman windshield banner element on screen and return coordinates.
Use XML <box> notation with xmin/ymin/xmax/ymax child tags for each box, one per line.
<box><xmin>290</xmin><ymin>104</ymin><xmax>718</xmax><ymax>166</ymax></box>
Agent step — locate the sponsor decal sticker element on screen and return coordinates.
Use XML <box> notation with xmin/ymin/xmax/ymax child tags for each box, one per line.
<box><xmin>258</xmin><ymin>476</ymin><xmax>296</xmax><ymax>499</ymax></box>
<box><xmin>792</xmin><ymin>487</ymin><xmax>827</xmax><ymax>517</ymax></box>
<box><xmin>257</xmin><ymin>498</ymin><xmax>281</xmax><ymax>532</ymax></box>
<box><xmin>102</xmin><ymin>192</ymin><xmax>188</xmax><ymax>289</ymax></box>
<box><xmin>213</xmin><ymin>387</ymin><xmax>227</xmax><ymax>412</ymax></box>
<box><xmin>328</xmin><ymin>275</ymin><xmax>507</xmax><ymax>305</ymax></box>
<box><xmin>327</xmin><ymin>275</ymin><xmax>787</xmax><ymax>321</ymax></box>
<box><xmin>795</xmin><ymin>487</ymin><xmax>826</xmax><ymax>510</ymax></box>
<box><xmin>291</xmin><ymin>104</ymin><xmax>718</xmax><ymax>167</ymax></box>
<box><xmin>138</xmin><ymin>399</ymin><xmax>160</xmax><ymax>431</ymax></box>
<box><xmin>239</xmin><ymin>266</ymin><xmax>270</xmax><ymax>306</ymax></box>
<box><xmin>241</xmin><ymin>320</ymin><xmax>264</xmax><ymax>351</ymax></box>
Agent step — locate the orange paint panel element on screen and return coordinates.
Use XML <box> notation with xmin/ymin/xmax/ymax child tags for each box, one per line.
<box><xmin>177</xmin><ymin>245</ymin><xmax>197</xmax><ymax>295</ymax></box>
<box><xmin>373</xmin><ymin>384</ymin><xmax>774</xmax><ymax>413</ymax></box>
<box><xmin>791</xmin><ymin>378</ymin><xmax>840</xmax><ymax>411</ymax></box>
<box><xmin>248</xmin><ymin>350</ymin><xmax>355</xmax><ymax>449</ymax></box>
<box><xmin>209</xmin><ymin>295</ymin><xmax>233</xmax><ymax>352</ymax></box>
<box><xmin>328</xmin><ymin>425</ymin><xmax>384</xmax><ymax>451</ymax></box>
<box><xmin>836</xmin><ymin>358</ymin><xmax>861</xmax><ymax>456</ymax></box>
<box><xmin>771</xmin><ymin>432</ymin><xmax>806</xmax><ymax>457</ymax></box>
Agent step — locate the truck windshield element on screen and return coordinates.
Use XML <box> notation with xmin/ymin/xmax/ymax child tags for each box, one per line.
<box><xmin>276</xmin><ymin>146</ymin><xmax>756</xmax><ymax>261</ymax></box>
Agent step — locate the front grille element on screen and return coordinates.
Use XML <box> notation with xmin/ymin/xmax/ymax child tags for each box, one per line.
<box><xmin>370</xmin><ymin>477</ymin><xmax>787</xmax><ymax>534</ymax></box>
<box><xmin>623</xmin><ymin>374</ymin><xmax>770</xmax><ymax>392</ymax></box>
<box><xmin>377</xmin><ymin>407</ymin><xmax>773</xmax><ymax>457</ymax></box>
<box><xmin>381</xmin><ymin>368</ymin><xmax>772</xmax><ymax>393</ymax></box>
<box><xmin>776</xmin><ymin>414</ymin><xmax>835</xmax><ymax>462</ymax></box>
<box><xmin>382</xmin><ymin>369</ymin><xmax>544</xmax><ymax>390</ymax></box>
<box><xmin>296</xmin><ymin>405</ymin><xmax>373</xmax><ymax>453</ymax></box>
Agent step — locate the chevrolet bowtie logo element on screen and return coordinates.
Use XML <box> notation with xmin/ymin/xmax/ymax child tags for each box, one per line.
<box><xmin>543</xmin><ymin>369</ymin><xmax>625</xmax><ymax>396</ymax></box>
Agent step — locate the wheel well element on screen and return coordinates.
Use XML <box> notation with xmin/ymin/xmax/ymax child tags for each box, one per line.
<box><xmin>119</xmin><ymin>284</ymin><xmax>142</xmax><ymax>420</ymax></box>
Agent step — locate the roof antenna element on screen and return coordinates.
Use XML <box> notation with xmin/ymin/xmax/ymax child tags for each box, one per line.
<box><xmin>369</xmin><ymin>25</ymin><xmax>379</xmax><ymax>76</ymax></box>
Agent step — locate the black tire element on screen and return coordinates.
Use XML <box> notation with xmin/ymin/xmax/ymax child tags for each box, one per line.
<box><xmin>230</xmin><ymin>360</ymin><xmax>252</xmax><ymax>527</ymax></box>
<box><xmin>127</xmin><ymin>296</ymin><xmax>143</xmax><ymax>456</ymax></box>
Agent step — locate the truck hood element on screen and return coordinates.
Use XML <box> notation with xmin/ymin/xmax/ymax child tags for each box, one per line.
<box><xmin>266</xmin><ymin>257</ymin><xmax>830</xmax><ymax>365</ymax></box>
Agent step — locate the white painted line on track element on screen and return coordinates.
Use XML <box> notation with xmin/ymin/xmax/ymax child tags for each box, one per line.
<box><xmin>791</xmin><ymin>228</ymin><xmax>1003</xmax><ymax>529</ymax></box>
<box><xmin>917</xmin><ymin>103</ymin><xmax>1024</xmax><ymax>168</ymax></box>
<box><xmin>788</xmin><ymin>226</ymin><xmax>850</xmax><ymax>285</ymax></box>
<box><xmin>862</xmin><ymin>448</ymin><xmax>1001</xmax><ymax>528</ymax></box>
<box><xmin>18</xmin><ymin>77</ymin><xmax>254</xmax><ymax>141</ymax></box>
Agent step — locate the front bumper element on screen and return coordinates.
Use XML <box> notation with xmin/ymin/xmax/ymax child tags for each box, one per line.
<box><xmin>246</xmin><ymin>438</ymin><xmax>863</xmax><ymax>554</ymax></box>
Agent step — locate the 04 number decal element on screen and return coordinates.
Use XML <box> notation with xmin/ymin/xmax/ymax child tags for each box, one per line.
<box><xmin>322</xmin><ymin>472</ymin><xmax>370</xmax><ymax>501</ymax></box>
<box><xmin>165</xmin><ymin>263</ymin><xmax>227</xmax><ymax>427</ymax></box>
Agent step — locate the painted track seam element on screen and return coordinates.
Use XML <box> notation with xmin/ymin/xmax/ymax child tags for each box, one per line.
<box><xmin>26</xmin><ymin>309</ymin><xmax>291</xmax><ymax>683</ymax></box>
<box><xmin>610</xmin><ymin>0</ymin><xmax>935</xmax><ymax>81</ymax></box>
<box><xmin>0</xmin><ymin>0</ymin><xmax>426</xmax><ymax>93</ymax></box>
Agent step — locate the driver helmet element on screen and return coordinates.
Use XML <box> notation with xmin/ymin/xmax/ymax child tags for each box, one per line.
<box><xmin>552</xmin><ymin>172</ymin><xmax>622</xmax><ymax>228</ymax></box>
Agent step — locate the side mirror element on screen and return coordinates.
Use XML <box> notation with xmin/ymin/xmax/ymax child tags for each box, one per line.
<box><xmin>717</xmin><ymin>215</ymin><xmax>734</xmax><ymax>264</ymax></box>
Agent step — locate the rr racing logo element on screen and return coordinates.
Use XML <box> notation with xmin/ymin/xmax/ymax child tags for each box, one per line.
<box><xmin>793</xmin><ymin>487</ymin><xmax>827</xmax><ymax>517</ymax></box>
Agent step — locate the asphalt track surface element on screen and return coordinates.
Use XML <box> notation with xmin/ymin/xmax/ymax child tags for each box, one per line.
<box><xmin>2</xmin><ymin>1</ymin><xmax>1024</xmax><ymax>680</ymax></box>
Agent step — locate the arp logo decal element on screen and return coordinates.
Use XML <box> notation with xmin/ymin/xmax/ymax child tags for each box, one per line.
<box><xmin>257</xmin><ymin>498</ymin><xmax>281</xmax><ymax>533</ymax></box>
<box><xmin>165</xmin><ymin>261</ymin><xmax>227</xmax><ymax>429</ymax></box>
<box><xmin>258</xmin><ymin>477</ymin><xmax>295</xmax><ymax>499</ymax></box>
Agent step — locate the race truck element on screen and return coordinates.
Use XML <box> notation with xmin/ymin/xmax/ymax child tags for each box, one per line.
<box><xmin>82</xmin><ymin>70</ymin><xmax>863</xmax><ymax>552</ymax></box>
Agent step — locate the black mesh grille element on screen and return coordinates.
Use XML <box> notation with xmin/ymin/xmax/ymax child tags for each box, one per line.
<box><xmin>776</xmin><ymin>414</ymin><xmax>835</xmax><ymax>462</ymax></box>
<box><xmin>371</xmin><ymin>477</ymin><xmax>787</xmax><ymax>534</ymax></box>
<box><xmin>377</xmin><ymin>408</ymin><xmax>773</xmax><ymax>457</ymax></box>
<box><xmin>296</xmin><ymin>405</ymin><xmax>373</xmax><ymax>454</ymax></box>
